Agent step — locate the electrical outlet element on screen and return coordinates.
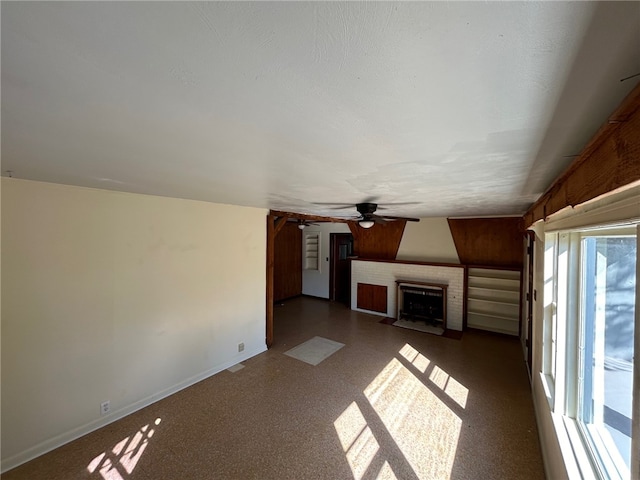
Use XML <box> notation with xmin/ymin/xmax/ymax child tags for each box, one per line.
<box><xmin>100</xmin><ymin>400</ymin><xmax>110</xmax><ymax>415</ymax></box>
<box><xmin>238</xmin><ymin>342</ymin><xmax>244</xmax><ymax>352</ymax></box>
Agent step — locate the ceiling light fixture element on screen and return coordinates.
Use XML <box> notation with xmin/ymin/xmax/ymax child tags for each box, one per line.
<box><xmin>298</xmin><ymin>223</ymin><xmax>306</xmax><ymax>230</ymax></box>
<box><xmin>359</xmin><ymin>220</ymin><xmax>375</xmax><ymax>229</ymax></box>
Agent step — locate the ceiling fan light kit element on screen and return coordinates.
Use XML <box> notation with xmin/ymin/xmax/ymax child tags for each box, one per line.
<box><xmin>358</xmin><ymin>220</ymin><xmax>375</xmax><ymax>229</ymax></box>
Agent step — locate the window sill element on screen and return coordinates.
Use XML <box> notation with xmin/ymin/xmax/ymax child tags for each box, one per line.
<box><xmin>557</xmin><ymin>416</ymin><xmax>628</xmax><ymax>480</ymax></box>
<box><xmin>562</xmin><ymin>417</ymin><xmax>601</xmax><ymax>479</ymax></box>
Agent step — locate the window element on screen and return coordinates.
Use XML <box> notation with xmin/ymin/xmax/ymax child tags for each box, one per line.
<box><xmin>543</xmin><ymin>225</ymin><xmax>638</xmax><ymax>479</ymax></box>
<box><xmin>578</xmin><ymin>234</ymin><xmax>636</xmax><ymax>477</ymax></box>
<box><xmin>543</xmin><ymin>233</ymin><xmax>558</xmax><ymax>385</ymax></box>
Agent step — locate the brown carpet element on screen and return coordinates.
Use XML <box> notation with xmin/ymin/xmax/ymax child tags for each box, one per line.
<box><xmin>3</xmin><ymin>297</ymin><xmax>543</xmax><ymax>480</ymax></box>
<box><xmin>380</xmin><ymin>317</ymin><xmax>463</xmax><ymax>340</ymax></box>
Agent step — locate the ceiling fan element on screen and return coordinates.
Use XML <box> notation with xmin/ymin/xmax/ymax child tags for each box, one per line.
<box><xmin>290</xmin><ymin>219</ymin><xmax>320</xmax><ymax>230</ymax></box>
<box><xmin>352</xmin><ymin>203</ymin><xmax>420</xmax><ymax>229</ymax></box>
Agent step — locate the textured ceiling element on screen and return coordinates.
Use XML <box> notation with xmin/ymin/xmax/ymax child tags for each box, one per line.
<box><xmin>2</xmin><ymin>2</ymin><xmax>639</xmax><ymax>219</ymax></box>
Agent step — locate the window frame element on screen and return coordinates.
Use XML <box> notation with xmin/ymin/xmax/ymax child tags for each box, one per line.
<box><xmin>541</xmin><ymin>224</ymin><xmax>638</xmax><ymax>480</ymax></box>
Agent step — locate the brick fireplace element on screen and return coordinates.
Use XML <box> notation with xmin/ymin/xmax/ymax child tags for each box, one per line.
<box><xmin>350</xmin><ymin>259</ymin><xmax>464</xmax><ymax>331</ymax></box>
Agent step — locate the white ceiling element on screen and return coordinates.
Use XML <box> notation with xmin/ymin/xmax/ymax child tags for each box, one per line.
<box><xmin>2</xmin><ymin>2</ymin><xmax>639</xmax><ymax>219</ymax></box>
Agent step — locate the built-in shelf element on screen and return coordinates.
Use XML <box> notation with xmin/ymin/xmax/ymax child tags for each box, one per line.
<box><xmin>304</xmin><ymin>233</ymin><xmax>320</xmax><ymax>271</ymax></box>
<box><xmin>467</xmin><ymin>267</ymin><xmax>521</xmax><ymax>336</ymax></box>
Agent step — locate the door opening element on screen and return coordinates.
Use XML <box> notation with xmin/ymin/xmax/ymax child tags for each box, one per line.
<box><xmin>330</xmin><ymin>233</ymin><xmax>353</xmax><ymax>305</ymax></box>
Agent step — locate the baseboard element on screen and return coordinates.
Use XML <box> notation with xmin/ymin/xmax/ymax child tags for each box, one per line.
<box><xmin>1</xmin><ymin>345</ymin><xmax>267</xmax><ymax>473</ymax></box>
<box><xmin>466</xmin><ymin>326</ymin><xmax>520</xmax><ymax>338</ymax></box>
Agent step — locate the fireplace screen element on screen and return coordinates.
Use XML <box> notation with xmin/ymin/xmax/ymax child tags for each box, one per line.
<box><xmin>397</xmin><ymin>283</ymin><xmax>447</xmax><ymax>326</ymax></box>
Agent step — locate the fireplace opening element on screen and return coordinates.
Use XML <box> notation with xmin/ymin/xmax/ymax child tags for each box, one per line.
<box><xmin>397</xmin><ymin>282</ymin><xmax>447</xmax><ymax>327</ymax></box>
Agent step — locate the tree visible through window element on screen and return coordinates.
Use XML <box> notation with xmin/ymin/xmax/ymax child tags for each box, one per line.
<box><xmin>579</xmin><ymin>236</ymin><xmax>636</xmax><ymax>477</ymax></box>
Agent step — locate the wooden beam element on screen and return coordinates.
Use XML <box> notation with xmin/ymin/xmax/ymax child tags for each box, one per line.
<box><xmin>273</xmin><ymin>216</ymin><xmax>287</xmax><ymax>237</ymax></box>
<box><xmin>265</xmin><ymin>215</ymin><xmax>275</xmax><ymax>348</ymax></box>
<box><xmin>524</xmin><ymin>82</ymin><xmax>640</xmax><ymax>226</ymax></box>
<box><xmin>269</xmin><ymin>210</ymin><xmax>351</xmax><ymax>224</ymax></box>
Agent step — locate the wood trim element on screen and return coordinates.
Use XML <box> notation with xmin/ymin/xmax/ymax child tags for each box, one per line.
<box><xmin>524</xmin><ymin>82</ymin><xmax>640</xmax><ymax>227</ymax></box>
<box><xmin>273</xmin><ymin>216</ymin><xmax>287</xmax><ymax>237</ymax></box>
<box><xmin>519</xmin><ymin>267</ymin><xmax>524</xmax><ymax>338</ymax></box>
<box><xmin>350</xmin><ymin>257</ymin><xmax>466</xmax><ymax>269</ymax></box>
<box><xmin>266</xmin><ymin>215</ymin><xmax>275</xmax><ymax>348</ymax></box>
<box><xmin>269</xmin><ymin>210</ymin><xmax>351</xmax><ymax>224</ymax></box>
<box><xmin>395</xmin><ymin>280</ymin><xmax>449</xmax><ymax>289</ymax></box>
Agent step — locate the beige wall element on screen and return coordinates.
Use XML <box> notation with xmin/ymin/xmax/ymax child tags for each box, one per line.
<box><xmin>1</xmin><ymin>179</ymin><xmax>268</xmax><ymax>470</ymax></box>
<box><xmin>396</xmin><ymin>218</ymin><xmax>460</xmax><ymax>264</ymax></box>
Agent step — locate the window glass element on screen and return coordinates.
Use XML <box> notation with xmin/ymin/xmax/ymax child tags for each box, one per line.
<box><xmin>579</xmin><ymin>236</ymin><xmax>636</xmax><ymax>476</ymax></box>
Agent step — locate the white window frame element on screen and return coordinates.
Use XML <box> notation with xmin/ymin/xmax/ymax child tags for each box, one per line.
<box><xmin>542</xmin><ymin>232</ymin><xmax>558</xmax><ymax>406</ymax></box>
<box><xmin>541</xmin><ymin>223</ymin><xmax>638</xmax><ymax>480</ymax></box>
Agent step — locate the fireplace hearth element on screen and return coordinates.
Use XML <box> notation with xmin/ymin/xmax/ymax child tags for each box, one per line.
<box><xmin>396</xmin><ymin>281</ymin><xmax>447</xmax><ymax>328</ymax></box>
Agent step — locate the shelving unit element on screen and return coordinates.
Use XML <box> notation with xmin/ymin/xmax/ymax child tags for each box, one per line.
<box><xmin>304</xmin><ymin>233</ymin><xmax>320</xmax><ymax>270</ymax></box>
<box><xmin>467</xmin><ymin>267</ymin><xmax>521</xmax><ymax>336</ymax></box>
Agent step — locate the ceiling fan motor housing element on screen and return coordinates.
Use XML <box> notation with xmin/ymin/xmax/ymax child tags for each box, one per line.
<box><xmin>356</xmin><ymin>203</ymin><xmax>378</xmax><ymax>215</ymax></box>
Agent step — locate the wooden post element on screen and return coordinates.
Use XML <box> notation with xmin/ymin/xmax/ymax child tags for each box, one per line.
<box><xmin>266</xmin><ymin>214</ymin><xmax>275</xmax><ymax>348</ymax></box>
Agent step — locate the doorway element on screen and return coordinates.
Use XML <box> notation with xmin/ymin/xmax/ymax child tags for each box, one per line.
<box><xmin>329</xmin><ymin>233</ymin><xmax>353</xmax><ymax>305</ymax></box>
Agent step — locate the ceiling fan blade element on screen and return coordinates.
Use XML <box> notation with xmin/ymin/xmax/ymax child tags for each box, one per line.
<box><xmin>311</xmin><ymin>203</ymin><xmax>355</xmax><ymax>209</ymax></box>
<box><xmin>376</xmin><ymin>202</ymin><xmax>421</xmax><ymax>209</ymax></box>
<box><xmin>380</xmin><ymin>215</ymin><xmax>420</xmax><ymax>222</ymax></box>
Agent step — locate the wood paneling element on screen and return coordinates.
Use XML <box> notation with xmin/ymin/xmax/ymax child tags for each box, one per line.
<box><xmin>348</xmin><ymin>220</ymin><xmax>407</xmax><ymax>260</ymax></box>
<box><xmin>524</xmin><ymin>82</ymin><xmax>640</xmax><ymax>226</ymax></box>
<box><xmin>274</xmin><ymin>222</ymin><xmax>302</xmax><ymax>302</ymax></box>
<box><xmin>447</xmin><ymin>217</ymin><xmax>524</xmax><ymax>268</ymax></box>
<box><xmin>357</xmin><ymin>283</ymin><xmax>388</xmax><ymax>313</ymax></box>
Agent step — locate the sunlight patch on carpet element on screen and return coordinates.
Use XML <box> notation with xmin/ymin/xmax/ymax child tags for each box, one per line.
<box><xmin>284</xmin><ymin>336</ymin><xmax>345</xmax><ymax>366</ymax></box>
<box><xmin>334</xmin><ymin>402</ymin><xmax>380</xmax><ymax>480</ymax></box>
<box><xmin>364</xmin><ymin>358</ymin><xmax>462</xmax><ymax>479</ymax></box>
<box><xmin>87</xmin><ymin>417</ymin><xmax>161</xmax><ymax>479</ymax></box>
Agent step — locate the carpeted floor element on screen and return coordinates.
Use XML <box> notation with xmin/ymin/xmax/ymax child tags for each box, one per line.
<box><xmin>380</xmin><ymin>316</ymin><xmax>464</xmax><ymax>340</ymax></box>
<box><xmin>3</xmin><ymin>297</ymin><xmax>544</xmax><ymax>480</ymax></box>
